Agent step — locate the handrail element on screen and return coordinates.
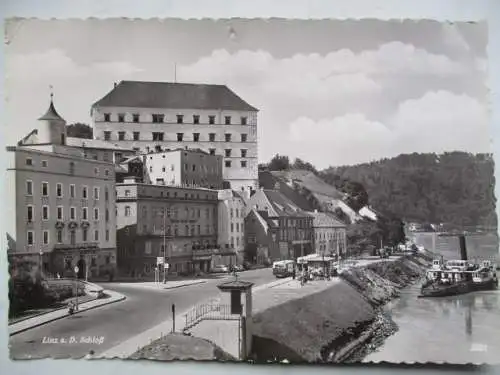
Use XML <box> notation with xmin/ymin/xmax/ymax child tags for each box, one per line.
<box><xmin>183</xmin><ymin>302</ymin><xmax>240</xmax><ymax>331</ymax></box>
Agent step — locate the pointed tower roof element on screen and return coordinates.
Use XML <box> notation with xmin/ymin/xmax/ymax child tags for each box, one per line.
<box><xmin>38</xmin><ymin>91</ymin><xmax>65</xmax><ymax>122</ymax></box>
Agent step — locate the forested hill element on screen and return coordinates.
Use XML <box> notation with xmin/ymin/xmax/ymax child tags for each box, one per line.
<box><xmin>320</xmin><ymin>152</ymin><xmax>497</xmax><ymax>229</ymax></box>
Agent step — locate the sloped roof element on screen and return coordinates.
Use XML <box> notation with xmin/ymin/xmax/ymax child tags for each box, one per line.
<box><xmin>66</xmin><ymin>137</ymin><xmax>135</xmax><ymax>151</ymax></box>
<box><xmin>249</xmin><ymin>189</ymin><xmax>308</xmax><ymax>218</ymax></box>
<box><xmin>92</xmin><ymin>81</ymin><xmax>258</xmax><ymax>112</ymax></box>
<box><xmin>38</xmin><ymin>100</ymin><xmax>65</xmax><ymax>122</ymax></box>
<box><xmin>305</xmin><ymin>211</ymin><xmax>346</xmax><ymax>228</ymax></box>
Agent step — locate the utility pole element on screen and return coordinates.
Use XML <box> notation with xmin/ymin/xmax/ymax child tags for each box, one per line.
<box><xmin>163</xmin><ymin>207</ymin><xmax>167</xmax><ymax>284</ymax></box>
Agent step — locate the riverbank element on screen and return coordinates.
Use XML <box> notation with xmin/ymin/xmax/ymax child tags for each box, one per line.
<box><xmin>250</xmin><ymin>254</ymin><xmax>431</xmax><ymax>363</ymax></box>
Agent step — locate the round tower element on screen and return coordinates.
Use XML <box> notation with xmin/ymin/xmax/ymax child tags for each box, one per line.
<box><xmin>37</xmin><ymin>91</ymin><xmax>67</xmax><ymax>145</ymax></box>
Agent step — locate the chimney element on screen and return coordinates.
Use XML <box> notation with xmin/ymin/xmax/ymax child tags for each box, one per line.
<box><xmin>459</xmin><ymin>234</ymin><xmax>468</xmax><ymax>261</ymax></box>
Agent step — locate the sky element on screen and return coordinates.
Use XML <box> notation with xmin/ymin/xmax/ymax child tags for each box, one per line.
<box><xmin>4</xmin><ymin>18</ymin><xmax>490</xmax><ymax>169</ymax></box>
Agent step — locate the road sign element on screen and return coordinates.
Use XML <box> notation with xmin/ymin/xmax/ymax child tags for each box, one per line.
<box><xmin>157</xmin><ymin>257</ymin><xmax>164</xmax><ymax>265</ymax></box>
<box><xmin>74</xmin><ymin>266</ymin><xmax>79</xmax><ymax>273</ymax></box>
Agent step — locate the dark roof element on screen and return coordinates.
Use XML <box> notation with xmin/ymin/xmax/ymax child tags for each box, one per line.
<box><xmin>38</xmin><ymin>100</ymin><xmax>65</xmax><ymax>121</ymax></box>
<box><xmin>92</xmin><ymin>81</ymin><xmax>259</xmax><ymax>112</ymax></box>
<box><xmin>263</xmin><ymin>189</ymin><xmax>309</xmax><ymax>218</ymax></box>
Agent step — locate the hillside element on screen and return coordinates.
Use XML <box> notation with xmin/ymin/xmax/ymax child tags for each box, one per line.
<box><xmin>321</xmin><ymin>152</ymin><xmax>497</xmax><ymax>229</ymax></box>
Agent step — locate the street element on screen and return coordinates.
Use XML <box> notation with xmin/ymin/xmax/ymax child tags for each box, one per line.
<box><xmin>9</xmin><ymin>268</ymin><xmax>276</xmax><ymax>359</ymax></box>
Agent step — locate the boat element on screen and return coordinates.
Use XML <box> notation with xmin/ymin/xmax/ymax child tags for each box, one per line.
<box><xmin>419</xmin><ymin>259</ymin><xmax>498</xmax><ymax>298</ymax></box>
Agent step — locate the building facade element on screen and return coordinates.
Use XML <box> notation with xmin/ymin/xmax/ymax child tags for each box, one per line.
<box><xmin>216</xmin><ymin>189</ymin><xmax>247</xmax><ymax>266</ymax></box>
<box><xmin>115</xmin><ymin>180</ymin><xmax>219</xmax><ymax>277</ymax></box>
<box><xmin>143</xmin><ymin>148</ymin><xmax>223</xmax><ymax>189</ymax></box>
<box><xmin>91</xmin><ymin>80</ymin><xmax>259</xmax><ymax>191</ymax></box>
<box><xmin>6</xmin><ymin>98</ymin><xmax>117</xmax><ymax>279</ymax></box>
<box><xmin>306</xmin><ymin>210</ymin><xmax>347</xmax><ymax>259</ymax></box>
<box><xmin>245</xmin><ymin>189</ymin><xmax>314</xmax><ymax>261</ymax></box>
<box><xmin>65</xmin><ymin>137</ymin><xmax>136</xmax><ymax>164</ymax></box>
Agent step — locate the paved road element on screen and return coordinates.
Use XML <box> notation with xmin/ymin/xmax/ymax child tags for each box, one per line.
<box><xmin>9</xmin><ymin>268</ymin><xmax>276</xmax><ymax>359</ymax></box>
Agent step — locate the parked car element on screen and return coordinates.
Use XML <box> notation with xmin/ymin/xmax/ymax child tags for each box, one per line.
<box><xmin>211</xmin><ymin>265</ymin><xmax>230</xmax><ymax>273</ymax></box>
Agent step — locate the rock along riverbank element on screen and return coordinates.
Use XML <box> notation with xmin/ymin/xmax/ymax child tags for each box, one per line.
<box><xmin>250</xmin><ymin>253</ymin><xmax>432</xmax><ymax>363</ymax></box>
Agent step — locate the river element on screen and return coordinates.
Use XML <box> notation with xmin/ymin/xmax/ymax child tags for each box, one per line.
<box><xmin>363</xmin><ymin>234</ymin><xmax>500</xmax><ymax>364</ymax></box>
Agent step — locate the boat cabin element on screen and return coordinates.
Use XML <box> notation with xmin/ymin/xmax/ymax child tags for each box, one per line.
<box><xmin>445</xmin><ymin>260</ymin><xmax>469</xmax><ymax>271</ymax></box>
<box><xmin>426</xmin><ymin>269</ymin><xmax>471</xmax><ymax>284</ymax></box>
<box><xmin>431</xmin><ymin>259</ymin><xmax>443</xmax><ymax>270</ymax></box>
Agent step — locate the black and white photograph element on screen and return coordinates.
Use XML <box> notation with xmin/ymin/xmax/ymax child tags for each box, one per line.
<box><xmin>4</xmin><ymin>18</ymin><xmax>499</xmax><ymax>364</ymax></box>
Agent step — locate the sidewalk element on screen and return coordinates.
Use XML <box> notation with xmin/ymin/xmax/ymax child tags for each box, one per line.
<box><xmin>111</xmin><ymin>279</ymin><xmax>208</xmax><ymax>291</ymax></box>
<box><xmin>9</xmin><ymin>290</ymin><xmax>126</xmax><ymax>336</ymax></box>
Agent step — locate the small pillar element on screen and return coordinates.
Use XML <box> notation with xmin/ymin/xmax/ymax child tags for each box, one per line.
<box><xmin>217</xmin><ymin>277</ymin><xmax>254</xmax><ymax>360</ymax></box>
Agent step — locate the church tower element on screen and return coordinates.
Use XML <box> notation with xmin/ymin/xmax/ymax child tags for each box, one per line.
<box><xmin>36</xmin><ymin>90</ymin><xmax>67</xmax><ymax>145</ymax></box>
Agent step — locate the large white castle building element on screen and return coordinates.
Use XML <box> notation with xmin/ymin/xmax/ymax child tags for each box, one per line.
<box><xmin>91</xmin><ymin>81</ymin><xmax>259</xmax><ymax>192</ymax></box>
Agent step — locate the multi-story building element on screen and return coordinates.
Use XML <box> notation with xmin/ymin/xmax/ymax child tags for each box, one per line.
<box><xmin>6</xmin><ymin>97</ymin><xmax>117</xmax><ymax>279</ymax></box>
<box><xmin>91</xmin><ymin>80</ymin><xmax>259</xmax><ymax>191</ymax></box>
<box><xmin>305</xmin><ymin>210</ymin><xmax>347</xmax><ymax>258</ymax></box>
<box><xmin>216</xmin><ymin>189</ymin><xmax>247</xmax><ymax>266</ymax></box>
<box><xmin>143</xmin><ymin>148</ymin><xmax>223</xmax><ymax>189</ymax></box>
<box><xmin>65</xmin><ymin>137</ymin><xmax>136</xmax><ymax>164</ymax></box>
<box><xmin>245</xmin><ymin>188</ymin><xmax>314</xmax><ymax>261</ymax></box>
<box><xmin>115</xmin><ymin>178</ymin><xmax>219</xmax><ymax>277</ymax></box>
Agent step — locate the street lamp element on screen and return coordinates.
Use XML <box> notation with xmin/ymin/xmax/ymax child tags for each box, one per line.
<box><xmin>162</xmin><ymin>208</ymin><xmax>167</xmax><ymax>284</ymax></box>
<box><xmin>39</xmin><ymin>249</ymin><xmax>44</xmax><ymax>279</ymax></box>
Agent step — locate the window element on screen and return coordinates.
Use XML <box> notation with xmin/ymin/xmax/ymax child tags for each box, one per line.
<box><xmin>70</xmin><ymin>184</ymin><xmax>75</xmax><ymax>198</ymax></box>
<box><xmin>82</xmin><ymin>186</ymin><xmax>88</xmax><ymax>199</ymax></box>
<box><xmin>82</xmin><ymin>207</ymin><xmax>88</xmax><ymax>220</ymax></box>
<box><xmin>69</xmin><ymin>161</ymin><xmax>75</xmax><ymax>175</ymax></box>
<box><xmin>105</xmin><ymin>209</ymin><xmax>110</xmax><ymax>222</ymax></box>
<box><xmin>104</xmin><ymin>113</ymin><xmax>111</xmax><ymax>122</ymax></box>
<box><xmin>225</xmin><ymin>149</ymin><xmax>232</xmax><ymax>157</ymax></box>
<box><xmin>57</xmin><ymin>206</ymin><xmax>63</xmax><ymax>220</ymax></box>
<box><xmin>133</xmin><ymin>114</ymin><xmax>140</xmax><ymax>123</ymax></box>
<box><xmin>41</xmin><ymin>160</ymin><xmax>48</xmax><ymax>167</ymax></box>
<box><xmin>225</xmin><ymin>160</ymin><xmax>232</xmax><ymax>168</ymax></box>
<box><xmin>105</xmin><ymin>187</ymin><xmax>109</xmax><ymax>201</ymax></box>
<box><xmin>155</xmin><ymin>145</ymin><xmax>162</xmax><ymax>152</ymax></box>
<box><xmin>176</xmin><ymin>114</ymin><xmax>184</xmax><ymax>124</ymax></box>
<box><xmin>133</xmin><ymin>131</ymin><xmax>140</xmax><ymax>141</ymax></box>
<box><xmin>94</xmin><ymin>230</ymin><xmax>99</xmax><ymax>241</ymax></box>
<box><xmin>236</xmin><ymin>223</ymin><xmax>240</xmax><ymax>231</ymax></box>
<box><xmin>27</xmin><ymin>231</ymin><xmax>34</xmax><ymax>246</ymax></box>
<box><xmin>177</xmin><ymin>133</ymin><xmax>184</xmax><ymax>141</ymax></box>
<box><xmin>57</xmin><ymin>230</ymin><xmax>63</xmax><ymax>244</ymax></box>
<box><xmin>83</xmin><ymin>229</ymin><xmax>88</xmax><ymax>242</ymax></box>
<box><xmin>241</xmin><ymin>134</ymin><xmax>248</xmax><ymax>142</ymax></box>
<box><xmin>26</xmin><ymin>180</ymin><xmax>33</xmax><ymax>196</ymax></box>
<box><xmin>125</xmin><ymin>206</ymin><xmax>131</xmax><ymax>216</ymax></box>
<box><xmin>225</xmin><ymin>133</ymin><xmax>232</xmax><ymax>142</ymax></box>
<box><xmin>241</xmin><ymin>161</ymin><xmax>247</xmax><ymax>168</ymax></box>
<box><xmin>231</xmin><ymin>223</ymin><xmax>234</xmax><ymax>232</ymax></box>
<box><xmin>241</xmin><ymin>116</ymin><xmax>247</xmax><ymax>125</ymax></box>
<box><xmin>125</xmin><ymin>190</ymin><xmax>130</xmax><ymax>197</ymax></box>
<box><xmin>94</xmin><ymin>187</ymin><xmax>100</xmax><ymax>200</ymax></box>
<box><xmin>70</xmin><ymin>207</ymin><xmax>76</xmax><ymax>220</ymax></box>
<box><xmin>193</xmin><ymin>133</ymin><xmax>200</xmax><ymax>142</ymax></box>
<box><xmin>241</xmin><ymin>149</ymin><xmax>247</xmax><ymax>157</ymax></box>
<box><xmin>118</xmin><ymin>131</ymin><xmax>125</xmax><ymax>141</ymax></box>
<box><xmin>225</xmin><ymin>116</ymin><xmax>231</xmax><ymax>125</ymax></box>
<box><xmin>94</xmin><ymin>208</ymin><xmax>99</xmax><ymax>220</ymax></box>
<box><xmin>42</xmin><ymin>205</ymin><xmax>49</xmax><ymax>220</ymax></box>
<box><xmin>27</xmin><ymin>205</ymin><xmax>34</xmax><ymax>222</ymax></box>
<box><xmin>193</xmin><ymin>115</ymin><xmax>200</xmax><ymax>124</ymax></box>
<box><xmin>152</xmin><ymin>132</ymin><xmax>164</xmax><ymax>141</ymax></box>
<box><xmin>209</xmin><ymin>115</ymin><xmax>216</xmax><ymax>124</ymax></box>
<box><xmin>209</xmin><ymin>133</ymin><xmax>216</xmax><ymax>142</ymax></box>
<box><xmin>105</xmin><ymin>169</ymin><xmax>110</xmax><ymax>176</ymax></box>
<box><xmin>94</xmin><ymin>167</ymin><xmax>99</xmax><ymax>175</ymax></box>
<box><xmin>56</xmin><ymin>183</ymin><xmax>63</xmax><ymax>198</ymax></box>
<box><xmin>118</xmin><ymin>113</ymin><xmax>125</xmax><ymax>122</ymax></box>
<box><xmin>105</xmin><ymin>229</ymin><xmax>110</xmax><ymax>241</ymax></box>
<box><xmin>70</xmin><ymin>230</ymin><xmax>76</xmax><ymax>245</ymax></box>
<box><xmin>104</xmin><ymin>131</ymin><xmax>111</xmax><ymax>141</ymax></box>
<box><xmin>26</xmin><ymin>157</ymin><xmax>33</xmax><ymax>166</ymax></box>
<box><xmin>42</xmin><ymin>182</ymin><xmax>49</xmax><ymax>197</ymax></box>
<box><xmin>152</xmin><ymin>114</ymin><xmax>164</xmax><ymax>123</ymax></box>
<box><xmin>43</xmin><ymin>230</ymin><xmax>49</xmax><ymax>245</ymax></box>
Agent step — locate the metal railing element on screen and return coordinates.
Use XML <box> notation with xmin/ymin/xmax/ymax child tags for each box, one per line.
<box><xmin>183</xmin><ymin>303</ymin><xmax>240</xmax><ymax>332</ymax></box>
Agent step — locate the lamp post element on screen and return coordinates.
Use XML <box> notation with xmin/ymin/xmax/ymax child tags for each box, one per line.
<box><xmin>162</xmin><ymin>208</ymin><xmax>167</xmax><ymax>284</ymax></box>
<box><xmin>39</xmin><ymin>249</ymin><xmax>44</xmax><ymax>279</ymax></box>
<box><xmin>74</xmin><ymin>265</ymin><xmax>79</xmax><ymax>311</ymax></box>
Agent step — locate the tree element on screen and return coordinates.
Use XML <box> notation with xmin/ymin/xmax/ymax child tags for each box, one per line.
<box><xmin>66</xmin><ymin>123</ymin><xmax>93</xmax><ymax>139</ymax></box>
<box><xmin>342</xmin><ymin>181</ymin><xmax>369</xmax><ymax>212</ymax></box>
<box><xmin>292</xmin><ymin>158</ymin><xmax>318</xmax><ymax>174</ymax></box>
<box><xmin>268</xmin><ymin>154</ymin><xmax>290</xmax><ymax>171</ymax></box>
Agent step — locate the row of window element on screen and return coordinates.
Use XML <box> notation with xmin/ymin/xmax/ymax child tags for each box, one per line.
<box><xmin>103</xmin><ymin>113</ymin><xmax>248</xmax><ymax>126</ymax></box>
<box><xmin>25</xmin><ymin>181</ymin><xmax>111</xmax><ymax>200</ymax></box>
<box><xmin>125</xmin><ymin>205</ymin><xmax>217</xmax><ymax>219</ymax></box>
<box><xmin>225</xmin><ymin>160</ymin><xmax>247</xmax><ymax>168</ymax></box>
<box><xmin>148</xmin><ymin>162</ymin><xmax>221</xmax><ymax>174</ymax></box>
<box><xmin>25</xmin><ymin>158</ymin><xmax>111</xmax><ymax>177</ymax></box>
<box><xmin>230</xmin><ymin>222</ymin><xmax>244</xmax><ymax>233</ymax></box>
<box><xmin>105</xmin><ymin>131</ymin><xmax>249</xmax><ymax>143</ymax></box>
<box><xmin>122</xmin><ymin>189</ymin><xmax>217</xmax><ymax>201</ymax></box>
<box><xmin>315</xmin><ymin>231</ymin><xmax>345</xmax><ymax>240</ymax></box>
<box><xmin>26</xmin><ymin>228</ymin><xmax>110</xmax><ymax>245</ymax></box>
<box><xmin>230</xmin><ymin>208</ymin><xmax>243</xmax><ymax>218</ymax></box>
<box><xmin>144</xmin><ymin>223</ymin><xmax>216</xmax><ymax>237</ymax></box>
<box><xmin>27</xmin><ymin>205</ymin><xmax>110</xmax><ymax>222</ymax></box>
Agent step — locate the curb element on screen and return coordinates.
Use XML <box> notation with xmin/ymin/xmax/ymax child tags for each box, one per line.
<box><xmin>9</xmin><ymin>293</ymin><xmax>127</xmax><ymax>337</ymax></box>
<box><xmin>161</xmin><ymin>280</ymin><xmax>207</xmax><ymax>290</ymax></box>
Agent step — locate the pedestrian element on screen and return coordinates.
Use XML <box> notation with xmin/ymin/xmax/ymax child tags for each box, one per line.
<box><xmin>292</xmin><ymin>267</ymin><xmax>296</xmax><ymax>280</ymax></box>
<box><xmin>56</xmin><ymin>273</ymin><xmax>61</xmax><ymax>279</ymax></box>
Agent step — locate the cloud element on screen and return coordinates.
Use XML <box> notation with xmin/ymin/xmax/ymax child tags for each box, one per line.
<box><xmin>286</xmin><ymin>91</ymin><xmax>490</xmax><ymax>169</ymax></box>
